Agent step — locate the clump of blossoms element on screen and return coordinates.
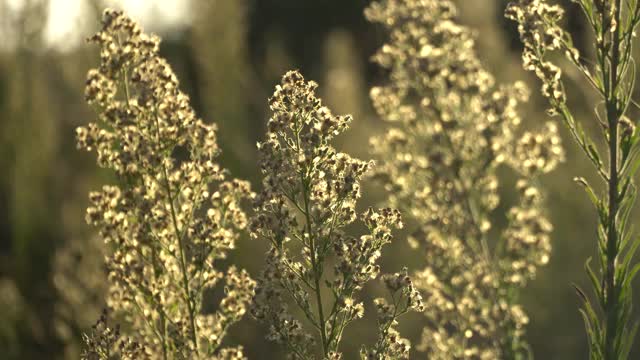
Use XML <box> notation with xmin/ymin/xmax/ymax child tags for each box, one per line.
<box><xmin>507</xmin><ymin>0</ymin><xmax>640</xmax><ymax>358</ymax></box>
<box><xmin>81</xmin><ymin>310</ymin><xmax>150</xmax><ymax>360</ymax></box>
<box><xmin>250</xmin><ymin>70</ymin><xmax>422</xmax><ymax>359</ymax></box>
<box><xmin>361</xmin><ymin>268</ymin><xmax>424</xmax><ymax>359</ymax></box>
<box><xmin>76</xmin><ymin>9</ymin><xmax>255</xmax><ymax>359</ymax></box>
<box><xmin>366</xmin><ymin>0</ymin><xmax>564</xmax><ymax>358</ymax></box>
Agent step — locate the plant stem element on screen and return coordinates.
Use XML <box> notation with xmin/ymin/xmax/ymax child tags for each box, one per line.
<box><xmin>302</xmin><ymin>175</ymin><xmax>328</xmax><ymax>356</ymax></box>
<box><xmin>294</xmin><ymin>114</ymin><xmax>328</xmax><ymax>356</ymax></box>
<box><xmin>604</xmin><ymin>1</ymin><xmax>622</xmax><ymax>358</ymax></box>
<box><xmin>151</xmin><ymin>245</ymin><xmax>169</xmax><ymax>360</ymax></box>
<box><xmin>149</xmin><ymin>103</ymin><xmax>199</xmax><ymax>355</ymax></box>
<box><xmin>162</xmin><ymin>162</ymin><xmax>199</xmax><ymax>356</ymax></box>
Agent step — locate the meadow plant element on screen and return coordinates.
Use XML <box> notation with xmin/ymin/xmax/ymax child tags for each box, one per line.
<box><xmin>366</xmin><ymin>0</ymin><xmax>564</xmax><ymax>358</ymax></box>
<box><xmin>76</xmin><ymin>10</ymin><xmax>255</xmax><ymax>359</ymax></box>
<box><xmin>249</xmin><ymin>70</ymin><xmax>423</xmax><ymax>359</ymax></box>
<box><xmin>507</xmin><ymin>0</ymin><xmax>640</xmax><ymax>358</ymax></box>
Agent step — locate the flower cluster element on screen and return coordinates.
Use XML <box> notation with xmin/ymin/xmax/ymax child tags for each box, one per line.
<box><xmin>411</xmin><ymin>230</ymin><xmax>503</xmax><ymax>359</ymax></box>
<box><xmin>250</xmin><ymin>70</ymin><xmax>409</xmax><ymax>358</ymax></box>
<box><xmin>502</xmin><ymin>181</ymin><xmax>552</xmax><ymax>285</ymax></box>
<box><xmin>510</xmin><ymin>122</ymin><xmax>564</xmax><ymax>176</ymax></box>
<box><xmin>361</xmin><ymin>268</ymin><xmax>424</xmax><ymax>360</ymax></box>
<box><xmin>81</xmin><ymin>310</ymin><xmax>150</xmax><ymax>360</ymax></box>
<box><xmin>366</xmin><ymin>0</ymin><xmax>564</xmax><ymax>357</ymax></box>
<box><xmin>505</xmin><ymin>0</ymin><xmax>573</xmax><ymax>105</ymax></box>
<box><xmin>77</xmin><ymin>9</ymin><xmax>255</xmax><ymax>359</ymax></box>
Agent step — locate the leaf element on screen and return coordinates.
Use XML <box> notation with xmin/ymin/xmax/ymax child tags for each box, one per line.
<box><xmin>577</xmin><ymin>298</ymin><xmax>604</xmax><ymax>360</ymax></box>
<box><xmin>626</xmin><ymin>151</ymin><xmax>640</xmax><ymax>178</ymax></box>
<box><xmin>574</xmin><ymin>282</ymin><xmax>590</xmax><ymax>304</ymax></box>
<box><xmin>588</xmin><ymin>142</ymin><xmax>604</xmax><ymax>170</ymax></box>
<box><xmin>621</xmin><ymin>235</ymin><xmax>640</xmax><ymax>273</ymax></box>
<box><xmin>618</xmin><ymin>176</ymin><xmax>631</xmax><ymax>202</ymax></box>
<box><xmin>621</xmin><ymin>135</ymin><xmax>632</xmax><ymax>164</ymax></box>
<box><xmin>585</xmin><ymin>258</ymin><xmax>604</xmax><ymax>308</ymax></box>
<box><xmin>617</xmin><ymin>183</ymin><xmax>636</xmax><ymax>239</ymax></box>
<box><xmin>574</xmin><ymin>177</ymin><xmax>601</xmax><ymax>210</ymax></box>
<box><xmin>622</xmin><ymin>261</ymin><xmax>640</xmax><ymax>291</ymax></box>
<box><xmin>620</xmin><ymin>321</ymin><xmax>640</xmax><ymax>359</ymax></box>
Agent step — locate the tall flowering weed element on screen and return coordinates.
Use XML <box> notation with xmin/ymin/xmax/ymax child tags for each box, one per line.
<box><xmin>250</xmin><ymin>70</ymin><xmax>423</xmax><ymax>359</ymax></box>
<box><xmin>76</xmin><ymin>10</ymin><xmax>255</xmax><ymax>359</ymax></box>
<box><xmin>366</xmin><ymin>0</ymin><xmax>564</xmax><ymax>358</ymax></box>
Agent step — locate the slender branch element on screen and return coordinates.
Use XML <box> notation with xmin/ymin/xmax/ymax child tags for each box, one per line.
<box><xmin>148</xmin><ymin>101</ymin><xmax>199</xmax><ymax>355</ymax></box>
<box><xmin>293</xmin><ymin>112</ymin><xmax>328</xmax><ymax>355</ymax></box>
<box><xmin>301</xmin><ymin>172</ymin><xmax>328</xmax><ymax>355</ymax></box>
<box><xmin>160</xmin><ymin>151</ymin><xmax>199</xmax><ymax>356</ymax></box>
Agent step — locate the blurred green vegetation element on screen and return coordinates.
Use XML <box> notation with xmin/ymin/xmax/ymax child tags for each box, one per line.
<box><xmin>0</xmin><ymin>0</ymin><xmax>638</xmax><ymax>358</ymax></box>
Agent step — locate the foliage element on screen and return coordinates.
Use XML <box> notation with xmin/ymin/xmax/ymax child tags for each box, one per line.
<box><xmin>507</xmin><ymin>0</ymin><xmax>640</xmax><ymax>358</ymax></box>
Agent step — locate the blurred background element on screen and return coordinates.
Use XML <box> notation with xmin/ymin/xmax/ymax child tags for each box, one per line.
<box><xmin>0</xmin><ymin>0</ymin><xmax>636</xmax><ymax>358</ymax></box>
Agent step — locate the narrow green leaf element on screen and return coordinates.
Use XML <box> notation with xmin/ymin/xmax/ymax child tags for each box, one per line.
<box><xmin>622</xmin><ymin>235</ymin><xmax>640</xmax><ymax>271</ymax></box>
<box><xmin>585</xmin><ymin>258</ymin><xmax>603</xmax><ymax>303</ymax></box>
<box><xmin>623</xmin><ymin>262</ymin><xmax>640</xmax><ymax>290</ymax></box>
<box><xmin>620</xmin><ymin>321</ymin><xmax>640</xmax><ymax>359</ymax></box>
<box><xmin>574</xmin><ymin>177</ymin><xmax>601</xmax><ymax>210</ymax></box>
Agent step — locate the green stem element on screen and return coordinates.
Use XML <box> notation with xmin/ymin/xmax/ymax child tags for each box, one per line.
<box><xmin>604</xmin><ymin>1</ymin><xmax>623</xmax><ymax>358</ymax></box>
